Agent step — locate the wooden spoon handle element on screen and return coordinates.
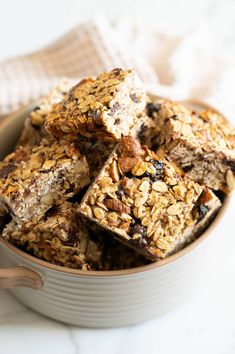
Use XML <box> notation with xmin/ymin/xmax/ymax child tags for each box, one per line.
<box><xmin>0</xmin><ymin>266</ymin><xmax>43</xmax><ymax>289</ymax></box>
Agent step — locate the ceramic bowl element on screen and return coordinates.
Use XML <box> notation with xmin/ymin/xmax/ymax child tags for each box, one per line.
<box><xmin>0</xmin><ymin>99</ymin><xmax>231</xmax><ymax>327</ymax></box>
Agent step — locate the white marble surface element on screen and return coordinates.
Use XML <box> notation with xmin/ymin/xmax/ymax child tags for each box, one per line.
<box><xmin>0</xmin><ymin>0</ymin><xmax>235</xmax><ymax>353</ymax></box>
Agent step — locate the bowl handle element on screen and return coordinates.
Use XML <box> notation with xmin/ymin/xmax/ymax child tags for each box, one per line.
<box><xmin>0</xmin><ymin>266</ymin><xmax>43</xmax><ymax>289</ymax></box>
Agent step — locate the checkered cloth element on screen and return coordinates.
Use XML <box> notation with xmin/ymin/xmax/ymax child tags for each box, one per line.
<box><xmin>0</xmin><ymin>17</ymin><xmax>234</xmax><ymax>122</ymax></box>
<box><xmin>0</xmin><ymin>19</ymin><xmax>158</xmax><ymax>117</ymax></box>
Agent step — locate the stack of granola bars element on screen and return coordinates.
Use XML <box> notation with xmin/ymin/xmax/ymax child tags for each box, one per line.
<box><xmin>0</xmin><ymin>68</ymin><xmax>234</xmax><ymax>270</ymax></box>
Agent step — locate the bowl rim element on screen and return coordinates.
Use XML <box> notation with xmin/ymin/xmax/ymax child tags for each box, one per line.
<box><xmin>0</xmin><ymin>98</ymin><xmax>232</xmax><ymax>277</ymax></box>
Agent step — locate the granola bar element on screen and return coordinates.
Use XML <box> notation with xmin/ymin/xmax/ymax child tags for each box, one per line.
<box><xmin>17</xmin><ymin>79</ymin><xmax>74</xmax><ymax>147</ymax></box>
<box><xmin>2</xmin><ymin>202</ymin><xmax>103</xmax><ymax>270</ymax></box>
<box><xmin>45</xmin><ymin>68</ymin><xmax>149</xmax><ymax>143</ymax></box>
<box><xmin>147</xmin><ymin>99</ymin><xmax>235</xmax><ymax>192</ymax></box>
<box><xmin>78</xmin><ymin>136</ymin><xmax>205</xmax><ymax>261</ymax></box>
<box><xmin>0</xmin><ymin>139</ymin><xmax>90</xmax><ymax>222</ymax></box>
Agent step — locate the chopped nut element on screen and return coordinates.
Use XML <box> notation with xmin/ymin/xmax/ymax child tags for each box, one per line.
<box><xmin>109</xmin><ymin>160</ymin><xmax>120</xmax><ymax>182</ymax></box>
<box><xmin>118</xmin><ymin>156</ymin><xmax>139</xmax><ymax>173</ymax></box>
<box><xmin>119</xmin><ymin>136</ymin><xmax>145</xmax><ymax>156</ymax></box>
<box><xmin>40</xmin><ymin>193</ymin><xmax>54</xmax><ymax>206</ymax></box>
<box><xmin>104</xmin><ymin>198</ymin><xmax>131</xmax><ymax>214</ymax></box>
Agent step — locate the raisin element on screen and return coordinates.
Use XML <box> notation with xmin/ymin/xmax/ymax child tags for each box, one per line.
<box><xmin>131</xmin><ymin>237</ymin><xmax>148</xmax><ymax>248</ymax></box>
<box><xmin>198</xmin><ymin>204</ymin><xmax>209</xmax><ymax>221</ymax></box>
<box><xmin>182</xmin><ymin>164</ymin><xmax>193</xmax><ymax>173</ymax></box>
<box><xmin>112</xmin><ymin>68</ymin><xmax>122</xmax><ymax>76</ymax></box>
<box><xmin>130</xmin><ymin>93</ymin><xmax>140</xmax><ymax>103</ymax></box>
<box><xmin>129</xmin><ymin>223</ymin><xmax>147</xmax><ymax>238</ymax></box>
<box><xmin>116</xmin><ymin>186</ymin><xmax>125</xmax><ymax>197</ymax></box>
<box><xmin>146</xmin><ymin>102</ymin><xmax>161</xmax><ymax>117</ymax></box>
<box><xmin>152</xmin><ymin>160</ymin><xmax>164</xmax><ymax>172</ymax></box>
<box><xmin>114</xmin><ymin>118</ymin><xmax>120</xmax><ymax>125</ymax></box>
<box><xmin>90</xmin><ymin>109</ymin><xmax>101</xmax><ymax>125</ymax></box>
<box><xmin>109</xmin><ymin>102</ymin><xmax>120</xmax><ymax>116</ymax></box>
<box><xmin>125</xmin><ymin>171</ymin><xmax>134</xmax><ymax>179</ymax></box>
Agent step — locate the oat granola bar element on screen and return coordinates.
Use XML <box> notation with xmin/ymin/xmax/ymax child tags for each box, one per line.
<box><xmin>2</xmin><ymin>202</ymin><xmax>103</xmax><ymax>270</ymax></box>
<box><xmin>147</xmin><ymin>99</ymin><xmax>235</xmax><ymax>192</ymax></box>
<box><xmin>45</xmin><ymin>68</ymin><xmax>149</xmax><ymax>143</ymax></box>
<box><xmin>0</xmin><ymin>139</ymin><xmax>90</xmax><ymax>222</ymax></box>
<box><xmin>17</xmin><ymin>79</ymin><xmax>74</xmax><ymax>147</ymax></box>
<box><xmin>78</xmin><ymin>136</ymin><xmax>205</xmax><ymax>261</ymax></box>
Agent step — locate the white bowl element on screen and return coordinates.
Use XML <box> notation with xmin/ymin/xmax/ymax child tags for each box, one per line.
<box><xmin>0</xmin><ymin>99</ymin><xmax>231</xmax><ymax>328</ymax></box>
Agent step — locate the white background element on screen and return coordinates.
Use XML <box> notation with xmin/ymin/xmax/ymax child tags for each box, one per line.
<box><xmin>0</xmin><ymin>0</ymin><xmax>232</xmax><ymax>62</ymax></box>
<box><xmin>0</xmin><ymin>0</ymin><xmax>235</xmax><ymax>353</ymax></box>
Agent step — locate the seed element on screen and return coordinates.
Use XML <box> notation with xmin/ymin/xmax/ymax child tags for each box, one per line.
<box><xmin>51</xmin><ymin>237</ymin><xmax>61</xmax><ymax>249</ymax></box>
<box><xmin>141</xmin><ymin>216</ymin><xmax>151</xmax><ymax>226</ymax></box>
<box><xmin>139</xmin><ymin>180</ymin><xmax>150</xmax><ymax>192</ymax></box>
<box><xmin>41</xmin><ymin>193</ymin><xmax>54</xmax><ymax>206</ymax></box>
<box><xmin>132</xmin><ymin>161</ymin><xmax>147</xmax><ymax>176</ymax></box>
<box><xmin>153</xmin><ymin>228</ymin><xmax>164</xmax><ymax>241</ymax></box>
<box><xmin>186</xmin><ymin>189</ymin><xmax>195</xmax><ymax>204</ymax></box>
<box><xmin>156</xmin><ymin>237</ymin><xmax>170</xmax><ymax>250</ymax></box>
<box><xmin>93</xmin><ymin>207</ymin><xmax>105</xmax><ymax>220</ymax></box>
<box><xmin>167</xmin><ymin>203</ymin><xmax>183</xmax><ymax>216</ymax></box>
<box><xmin>31</xmin><ymin>112</ymin><xmax>44</xmax><ymax>126</ymax></box>
<box><xmin>152</xmin><ymin>181</ymin><xmax>168</xmax><ymax>193</ymax></box>
<box><xmin>173</xmin><ymin>185</ymin><xmax>187</xmax><ymax>200</ymax></box>
<box><xmin>21</xmin><ymin>169</ymin><xmax>31</xmax><ymax>180</ymax></box>
<box><xmin>134</xmin><ymin>194</ymin><xmax>148</xmax><ymax>207</ymax></box>
<box><xmin>42</xmin><ymin>160</ymin><xmax>56</xmax><ymax>170</ymax></box>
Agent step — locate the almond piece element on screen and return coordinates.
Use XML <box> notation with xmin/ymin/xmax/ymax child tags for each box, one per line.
<box><xmin>119</xmin><ymin>136</ymin><xmax>145</xmax><ymax>156</ymax></box>
<box><xmin>118</xmin><ymin>156</ymin><xmax>139</xmax><ymax>173</ymax></box>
